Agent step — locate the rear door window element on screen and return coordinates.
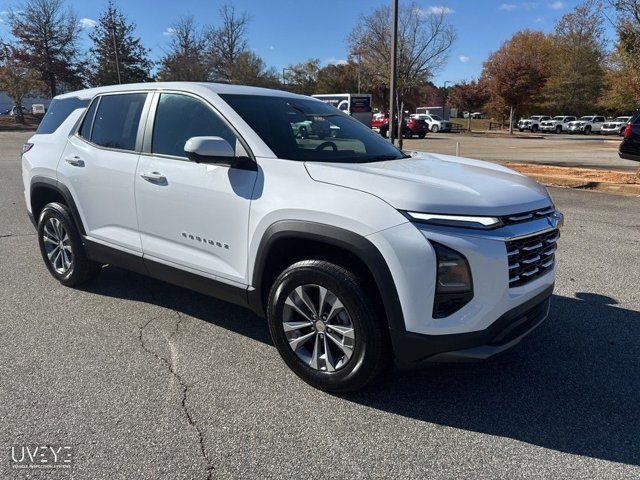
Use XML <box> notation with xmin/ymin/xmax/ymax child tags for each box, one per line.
<box><xmin>90</xmin><ymin>93</ymin><xmax>147</xmax><ymax>151</ymax></box>
<box><xmin>36</xmin><ymin>97</ymin><xmax>89</xmax><ymax>134</ymax></box>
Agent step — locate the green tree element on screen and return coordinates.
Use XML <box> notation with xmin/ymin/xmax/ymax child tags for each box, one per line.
<box><xmin>482</xmin><ymin>31</ymin><xmax>553</xmax><ymax>133</ymax></box>
<box><xmin>157</xmin><ymin>16</ymin><xmax>212</xmax><ymax>81</ymax></box>
<box><xmin>284</xmin><ymin>59</ymin><xmax>320</xmax><ymax>95</ymax></box>
<box><xmin>0</xmin><ymin>44</ymin><xmax>45</xmax><ymax>123</ymax></box>
<box><xmin>9</xmin><ymin>0</ymin><xmax>84</xmax><ymax>97</ymax></box>
<box><xmin>316</xmin><ymin>62</ymin><xmax>359</xmax><ymax>94</ymax></box>
<box><xmin>542</xmin><ymin>0</ymin><xmax>606</xmax><ymax>115</ymax></box>
<box><xmin>88</xmin><ymin>1</ymin><xmax>153</xmax><ymax>86</ymax></box>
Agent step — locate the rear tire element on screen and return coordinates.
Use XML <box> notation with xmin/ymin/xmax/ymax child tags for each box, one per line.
<box><xmin>555</xmin><ymin>126</ymin><xmax>562</xmax><ymax>134</ymax></box>
<box><xmin>531</xmin><ymin>125</ymin><xmax>539</xmax><ymax>133</ymax></box>
<box><xmin>418</xmin><ymin>133</ymin><xmax>426</xmax><ymax>139</ymax></box>
<box><xmin>403</xmin><ymin>129</ymin><xmax>412</xmax><ymax>139</ymax></box>
<box><xmin>37</xmin><ymin>202</ymin><xmax>102</xmax><ymax>286</ymax></box>
<box><xmin>267</xmin><ymin>260</ymin><xmax>389</xmax><ymax>393</ymax></box>
<box><xmin>584</xmin><ymin>126</ymin><xmax>591</xmax><ymax>135</ymax></box>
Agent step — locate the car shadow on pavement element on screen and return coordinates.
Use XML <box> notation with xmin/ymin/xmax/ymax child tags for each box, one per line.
<box><xmin>82</xmin><ymin>269</ymin><xmax>640</xmax><ymax>466</ymax></box>
<box><xmin>79</xmin><ymin>265</ymin><xmax>272</xmax><ymax>345</ymax></box>
<box><xmin>344</xmin><ymin>293</ymin><xmax>640</xmax><ymax>466</ymax></box>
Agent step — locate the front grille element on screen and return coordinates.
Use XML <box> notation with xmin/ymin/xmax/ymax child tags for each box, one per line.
<box><xmin>506</xmin><ymin>229</ymin><xmax>559</xmax><ymax>287</ymax></box>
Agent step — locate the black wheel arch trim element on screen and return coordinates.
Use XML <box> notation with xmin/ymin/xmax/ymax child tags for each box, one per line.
<box><xmin>30</xmin><ymin>176</ymin><xmax>87</xmax><ymax>236</ymax></box>
<box><xmin>249</xmin><ymin>220</ymin><xmax>406</xmax><ymax>331</ymax></box>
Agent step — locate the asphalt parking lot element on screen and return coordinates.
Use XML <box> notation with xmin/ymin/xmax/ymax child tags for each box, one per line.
<box><xmin>1</xmin><ymin>131</ymin><xmax>639</xmax><ymax>478</ymax></box>
<box><xmin>405</xmin><ymin>132</ymin><xmax>638</xmax><ymax>171</ymax></box>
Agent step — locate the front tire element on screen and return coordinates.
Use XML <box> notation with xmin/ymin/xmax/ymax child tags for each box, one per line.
<box><xmin>431</xmin><ymin>124</ymin><xmax>439</xmax><ymax>133</ymax></box>
<box><xmin>531</xmin><ymin>125</ymin><xmax>539</xmax><ymax>133</ymax></box>
<box><xmin>37</xmin><ymin>202</ymin><xmax>102</xmax><ymax>286</ymax></box>
<box><xmin>267</xmin><ymin>260</ymin><xmax>389</xmax><ymax>393</ymax></box>
<box><xmin>584</xmin><ymin>126</ymin><xmax>591</xmax><ymax>135</ymax></box>
<box><xmin>403</xmin><ymin>129</ymin><xmax>412</xmax><ymax>139</ymax></box>
<box><xmin>555</xmin><ymin>126</ymin><xmax>562</xmax><ymax>134</ymax></box>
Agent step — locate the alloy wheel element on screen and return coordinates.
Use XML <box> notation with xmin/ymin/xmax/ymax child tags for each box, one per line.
<box><xmin>282</xmin><ymin>284</ymin><xmax>355</xmax><ymax>372</ymax></box>
<box><xmin>43</xmin><ymin>217</ymin><xmax>73</xmax><ymax>274</ymax></box>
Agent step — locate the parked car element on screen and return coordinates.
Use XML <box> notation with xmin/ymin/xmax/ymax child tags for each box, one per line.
<box><xmin>3</xmin><ymin>106</ymin><xmax>28</xmax><ymax>116</ymax></box>
<box><xmin>412</xmin><ymin>113</ymin><xmax>452</xmax><ymax>133</ymax></box>
<box><xmin>31</xmin><ymin>104</ymin><xmax>46</xmax><ymax>115</ymax></box>
<box><xmin>539</xmin><ymin>116</ymin><xmax>576</xmax><ymax>134</ymax></box>
<box><xmin>601</xmin><ymin>116</ymin><xmax>631</xmax><ymax>136</ymax></box>
<box><xmin>566</xmin><ymin>115</ymin><xmax>606</xmax><ymax>134</ymax></box>
<box><xmin>371</xmin><ymin>112</ymin><xmax>389</xmax><ymax>133</ymax></box>
<box><xmin>291</xmin><ymin>119</ymin><xmax>331</xmax><ymax>139</ymax></box>
<box><xmin>619</xmin><ymin>110</ymin><xmax>640</xmax><ymax>162</ymax></box>
<box><xmin>517</xmin><ymin>116</ymin><xmax>551</xmax><ymax>133</ymax></box>
<box><xmin>23</xmin><ymin>83</ymin><xmax>562</xmax><ymax>392</ymax></box>
<box><xmin>375</xmin><ymin>115</ymin><xmax>427</xmax><ymax>139</ymax></box>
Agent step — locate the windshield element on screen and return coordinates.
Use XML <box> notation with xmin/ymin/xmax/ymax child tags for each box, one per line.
<box><xmin>430</xmin><ymin>115</ymin><xmax>443</xmax><ymax>121</ymax></box>
<box><xmin>553</xmin><ymin>116</ymin><xmax>564</xmax><ymax>120</ymax></box>
<box><xmin>579</xmin><ymin>116</ymin><xmax>592</xmax><ymax>120</ymax></box>
<box><xmin>219</xmin><ymin>94</ymin><xmax>408</xmax><ymax>163</ymax></box>
<box><xmin>616</xmin><ymin>117</ymin><xmax>630</xmax><ymax>122</ymax></box>
<box><xmin>531</xmin><ymin>116</ymin><xmax>543</xmax><ymax>120</ymax></box>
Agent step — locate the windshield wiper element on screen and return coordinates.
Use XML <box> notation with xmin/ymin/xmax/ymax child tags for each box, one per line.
<box><xmin>365</xmin><ymin>154</ymin><xmax>411</xmax><ymax>161</ymax></box>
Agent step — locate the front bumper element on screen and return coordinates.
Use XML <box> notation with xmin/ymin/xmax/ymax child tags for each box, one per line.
<box><xmin>391</xmin><ymin>285</ymin><xmax>553</xmax><ymax>368</ymax></box>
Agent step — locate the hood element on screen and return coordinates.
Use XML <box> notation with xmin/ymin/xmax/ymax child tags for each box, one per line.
<box><xmin>305</xmin><ymin>152</ymin><xmax>552</xmax><ymax>216</ymax></box>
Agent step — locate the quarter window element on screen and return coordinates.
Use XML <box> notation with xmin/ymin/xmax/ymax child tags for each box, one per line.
<box><xmin>79</xmin><ymin>97</ymin><xmax>99</xmax><ymax>140</ymax></box>
<box><xmin>151</xmin><ymin>93</ymin><xmax>237</xmax><ymax>158</ymax></box>
<box><xmin>90</xmin><ymin>93</ymin><xmax>147</xmax><ymax>151</ymax></box>
<box><xmin>36</xmin><ymin>97</ymin><xmax>89</xmax><ymax>134</ymax></box>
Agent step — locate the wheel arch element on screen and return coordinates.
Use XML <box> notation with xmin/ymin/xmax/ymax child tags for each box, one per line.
<box><xmin>249</xmin><ymin>220</ymin><xmax>405</xmax><ymax>332</ymax></box>
<box><xmin>30</xmin><ymin>177</ymin><xmax>86</xmax><ymax>235</ymax></box>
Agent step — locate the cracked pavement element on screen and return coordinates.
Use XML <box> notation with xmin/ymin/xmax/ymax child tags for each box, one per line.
<box><xmin>1</xmin><ymin>131</ymin><xmax>639</xmax><ymax>478</ymax></box>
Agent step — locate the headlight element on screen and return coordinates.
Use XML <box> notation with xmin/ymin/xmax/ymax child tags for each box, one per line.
<box><xmin>431</xmin><ymin>242</ymin><xmax>473</xmax><ymax>318</ymax></box>
<box><xmin>404</xmin><ymin>211</ymin><xmax>502</xmax><ymax>229</ymax></box>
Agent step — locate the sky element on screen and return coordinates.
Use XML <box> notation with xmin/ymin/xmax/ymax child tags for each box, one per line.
<box><xmin>0</xmin><ymin>0</ymin><xmax>617</xmax><ymax>87</ymax></box>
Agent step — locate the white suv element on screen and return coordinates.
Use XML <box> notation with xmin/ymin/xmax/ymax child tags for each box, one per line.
<box><xmin>567</xmin><ymin>116</ymin><xmax>606</xmax><ymax>134</ymax></box>
<box><xmin>22</xmin><ymin>83</ymin><xmax>562</xmax><ymax>392</ymax></box>
<box><xmin>539</xmin><ymin>116</ymin><xmax>576</xmax><ymax>134</ymax></box>
<box><xmin>517</xmin><ymin>116</ymin><xmax>551</xmax><ymax>133</ymax></box>
<box><xmin>412</xmin><ymin>113</ymin><xmax>452</xmax><ymax>133</ymax></box>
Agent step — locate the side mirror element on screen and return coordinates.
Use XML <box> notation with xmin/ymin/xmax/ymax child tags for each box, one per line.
<box><xmin>184</xmin><ymin>136</ymin><xmax>235</xmax><ymax>164</ymax></box>
<box><xmin>184</xmin><ymin>136</ymin><xmax>256</xmax><ymax>170</ymax></box>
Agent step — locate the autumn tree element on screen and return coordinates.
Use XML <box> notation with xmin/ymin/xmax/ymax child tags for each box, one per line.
<box><xmin>9</xmin><ymin>0</ymin><xmax>84</xmax><ymax>97</ymax></box>
<box><xmin>348</xmin><ymin>2</ymin><xmax>455</xmax><ymax>139</ymax></box>
<box><xmin>600</xmin><ymin>0</ymin><xmax>640</xmax><ymax>112</ymax></box>
<box><xmin>542</xmin><ymin>0</ymin><xmax>606</xmax><ymax>115</ymax></box>
<box><xmin>448</xmin><ymin>80</ymin><xmax>490</xmax><ymax>131</ymax></box>
<box><xmin>88</xmin><ymin>1</ymin><xmax>153</xmax><ymax>86</ymax></box>
<box><xmin>228</xmin><ymin>51</ymin><xmax>281</xmax><ymax>87</ymax></box>
<box><xmin>157</xmin><ymin>16</ymin><xmax>212</xmax><ymax>81</ymax></box>
<box><xmin>0</xmin><ymin>44</ymin><xmax>45</xmax><ymax>123</ymax></box>
<box><xmin>208</xmin><ymin>4</ymin><xmax>250</xmax><ymax>82</ymax></box>
<box><xmin>482</xmin><ymin>31</ymin><xmax>553</xmax><ymax>133</ymax></box>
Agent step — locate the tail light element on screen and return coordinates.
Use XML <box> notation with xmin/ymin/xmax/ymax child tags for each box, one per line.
<box><xmin>22</xmin><ymin>143</ymin><xmax>34</xmax><ymax>155</ymax></box>
<box><xmin>624</xmin><ymin>123</ymin><xmax>632</xmax><ymax>139</ymax></box>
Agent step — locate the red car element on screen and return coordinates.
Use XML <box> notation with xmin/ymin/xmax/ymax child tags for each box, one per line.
<box><xmin>372</xmin><ymin>113</ymin><xmax>428</xmax><ymax>139</ymax></box>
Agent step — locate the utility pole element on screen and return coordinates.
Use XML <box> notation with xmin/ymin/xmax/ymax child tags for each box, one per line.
<box><xmin>388</xmin><ymin>0</ymin><xmax>398</xmax><ymax>146</ymax></box>
<box><xmin>111</xmin><ymin>11</ymin><xmax>121</xmax><ymax>85</ymax></box>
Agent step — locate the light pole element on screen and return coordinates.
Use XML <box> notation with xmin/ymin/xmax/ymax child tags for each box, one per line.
<box><xmin>388</xmin><ymin>0</ymin><xmax>399</xmax><ymax>145</ymax></box>
<box><xmin>443</xmin><ymin>80</ymin><xmax>452</xmax><ymax>119</ymax></box>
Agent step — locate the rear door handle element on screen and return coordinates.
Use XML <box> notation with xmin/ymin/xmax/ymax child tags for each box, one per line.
<box><xmin>140</xmin><ymin>171</ymin><xmax>168</xmax><ymax>185</ymax></box>
<box><xmin>64</xmin><ymin>156</ymin><xmax>84</xmax><ymax>167</ymax></box>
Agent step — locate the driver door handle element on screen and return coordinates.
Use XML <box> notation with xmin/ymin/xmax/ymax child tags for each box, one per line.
<box><xmin>140</xmin><ymin>171</ymin><xmax>167</xmax><ymax>185</ymax></box>
<box><xmin>64</xmin><ymin>155</ymin><xmax>85</xmax><ymax>167</ymax></box>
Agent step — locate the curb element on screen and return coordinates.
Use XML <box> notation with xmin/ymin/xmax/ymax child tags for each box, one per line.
<box><xmin>525</xmin><ymin>173</ymin><xmax>640</xmax><ymax>195</ymax></box>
